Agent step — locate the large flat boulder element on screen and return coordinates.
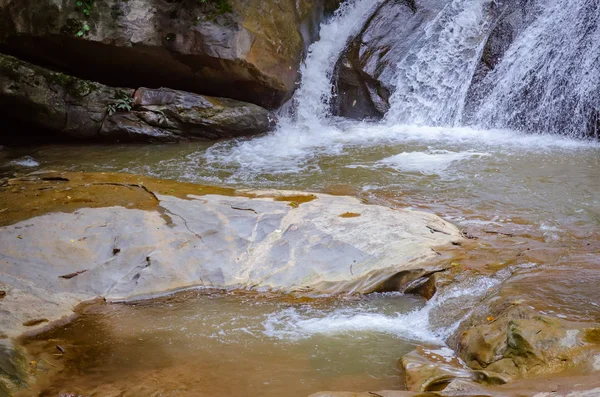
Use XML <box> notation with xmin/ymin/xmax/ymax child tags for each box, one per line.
<box><xmin>0</xmin><ymin>171</ymin><xmax>461</xmax><ymax>339</ymax></box>
<box><xmin>0</xmin><ymin>0</ymin><xmax>326</xmax><ymax>108</ymax></box>
<box><xmin>0</xmin><ymin>54</ymin><xmax>276</xmax><ymax>142</ymax></box>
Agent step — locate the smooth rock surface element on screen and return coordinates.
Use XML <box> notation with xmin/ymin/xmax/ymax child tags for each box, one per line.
<box><xmin>0</xmin><ymin>178</ymin><xmax>461</xmax><ymax>339</ymax></box>
<box><xmin>0</xmin><ymin>54</ymin><xmax>275</xmax><ymax>142</ymax></box>
<box><xmin>0</xmin><ymin>0</ymin><xmax>326</xmax><ymax>108</ymax></box>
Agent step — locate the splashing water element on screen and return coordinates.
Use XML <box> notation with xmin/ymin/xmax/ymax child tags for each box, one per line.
<box><xmin>199</xmin><ymin>0</ymin><xmax>599</xmax><ymax>184</ymax></box>
<box><xmin>262</xmin><ymin>275</ymin><xmax>503</xmax><ymax>345</ymax></box>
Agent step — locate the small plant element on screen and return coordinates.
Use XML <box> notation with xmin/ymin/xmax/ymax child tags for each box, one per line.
<box><xmin>107</xmin><ymin>90</ymin><xmax>134</xmax><ymax>115</ymax></box>
<box><xmin>74</xmin><ymin>0</ymin><xmax>94</xmax><ymax>37</ymax></box>
<box><xmin>76</xmin><ymin>0</ymin><xmax>94</xmax><ymax>16</ymax></box>
<box><xmin>76</xmin><ymin>23</ymin><xmax>91</xmax><ymax>37</ymax></box>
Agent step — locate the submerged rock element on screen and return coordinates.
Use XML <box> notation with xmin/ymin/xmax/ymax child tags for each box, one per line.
<box><xmin>0</xmin><ymin>54</ymin><xmax>276</xmax><ymax>142</ymax></box>
<box><xmin>0</xmin><ymin>0</ymin><xmax>326</xmax><ymax>109</ymax></box>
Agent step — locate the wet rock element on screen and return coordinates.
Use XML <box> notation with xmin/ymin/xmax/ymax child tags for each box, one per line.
<box><xmin>0</xmin><ymin>342</ymin><xmax>28</xmax><ymax>396</ymax></box>
<box><xmin>405</xmin><ymin>270</ymin><xmax>454</xmax><ymax>300</ymax></box>
<box><xmin>331</xmin><ymin>0</ymin><xmax>448</xmax><ymax>120</ymax></box>
<box><xmin>400</xmin><ymin>346</ymin><xmax>475</xmax><ymax>392</ymax></box>
<box><xmin>22</xmin><ymin>319</ymin><xmax>49</xmax><ymax>327</ymax></box>
<box><xmin>0</xmin><ymin>171</ymin><xmax>462</xmax><ymax>339</ymax></box>
<box><xmin>455</xmin><ymin>305</ymin><xmax>600</xmax><ymax>379</ymax></box>
<box><xmin>0</xmin><ymin>0</ymin><xmax>327</xmax><ymax>108</ymax></box>
<box><xmin>323</xmin><ymin>0</ymin><xmax>344</xmax><ymax>15</ymax></box>
<box><xmin>0</xmin><ymin>54</ymin><xmax>275</xmax><ymax>142</ymax></box>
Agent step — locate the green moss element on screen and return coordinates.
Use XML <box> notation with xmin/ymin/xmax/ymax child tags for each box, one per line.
<box><xmin>46</xmin><ymin>72</ymin><xmax>75</xmax><ymax>87</ymax></box>
<box><xmin>66</xmin><ymin>80</ymin><xmax>99</xmax><ymax>98</ymax></box>
<box><xmin>0</xmin><ymin>55</ymin><xmax>25</xmax><ymax>80</ymax></box>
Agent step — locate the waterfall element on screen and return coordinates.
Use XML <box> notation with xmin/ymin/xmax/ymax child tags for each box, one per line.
<box><xmin>385</xmin><ymin>0</ymin><xmax>495</xmax><ymax>126</ymax></box>
<box><xmin>284</xmin><ymin>0</ymin><xmax>385</xmax><ymax>126</ymax></box>
<box><xmin>198</xmin><ymin>0</ymin><xmax>599</xmax><ymax>182</ymax></box>
<box><xmin>472</xmin><ymin>0</ymin><xmax>600</xmax><ymax>138</ymax></box>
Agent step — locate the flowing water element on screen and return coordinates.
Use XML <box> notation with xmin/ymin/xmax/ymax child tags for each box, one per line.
<box><xmin>386</xmin><ymin>0</ymin><xmax>494</xmax><ymax>125</ymax></box>
<box><xmin>472</xmin><ymin>0</ymin><xmax>600</xmax><ymax>138</ymax></box>
<box><xmin>3</xmin><ymin>0</ymin><xmax>600</xmax><ymax>394</ymax></box>
<box><xmin>20</xmin><ymin>276</ymin><xmax>505</xmax><ymax>397</ymax></box>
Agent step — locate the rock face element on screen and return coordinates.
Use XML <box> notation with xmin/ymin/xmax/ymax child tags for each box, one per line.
<box><xmin>0</xmin><ymin>54</ymin><xmax>276</xmax><ymax>142</ymax></box>
<box><xmin>455</xmin><ymin>306</ymin><xmax>600</xmax><ymax>381</ymax></box>
<box><xmin>0</xmin><ymin>0</ymin><xmax>326</xmax><ymax>109</ymax></box>
<box><xmin>331</xmin><ymin>0</ymin><xmax>447</xmax><ymax>120</ymax></box>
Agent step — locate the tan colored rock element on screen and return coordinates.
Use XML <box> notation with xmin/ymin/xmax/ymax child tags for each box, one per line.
<box><xmin>456</xmin><ymin>305</ymin><xmax>600</xmax><ymax>379</ymax></box>
<box><xmin>400</xmin><ymin>346</ymin><xmax>476</xmax><ymax>392</ymax></box>
<box><xmin>0</xmin><ymin>0</ymin><xmax>326</xmax><ymax>108</ymax></box>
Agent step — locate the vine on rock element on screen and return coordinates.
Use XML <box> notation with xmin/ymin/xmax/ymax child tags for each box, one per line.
<box><xmin>75</xmin><ymin>0</ymin><xmax>94</xmax><ymax>37</ymax></box>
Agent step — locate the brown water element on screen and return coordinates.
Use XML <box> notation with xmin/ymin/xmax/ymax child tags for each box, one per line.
<box><xmin>19</xmin><ymin>291</ymin><xmax>430</xmax><ymax>397</ymax></box>
<box><xmin>3</xmin><ymin>123</ymin><xmax>600</xmax><ymax>395</ymax></box>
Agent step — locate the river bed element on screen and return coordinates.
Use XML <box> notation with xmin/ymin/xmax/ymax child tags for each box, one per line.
<box><xmin>3</xmin><ymin>122</ymin><xmax>600</xmax><ymax>395</ymax></box>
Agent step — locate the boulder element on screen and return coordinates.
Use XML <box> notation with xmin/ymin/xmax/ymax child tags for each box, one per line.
<box><xmin>0</xmin><ymin>54</ymin><xmax>276</xmax><ymax>142</ymax></box>
<box><xmin>0</xmin><ymin>0</ymin><xmax>327</xmax><ymax>109</ymax></box>
<box><xmin>0</xmin><ymin>171</ymin><xmax>461</xmax><ymax>339</ymax></box>
<box><xmin>455</xmin><ymin>305</ymin><xmax>600</xmax><ymax>379</ymax></box>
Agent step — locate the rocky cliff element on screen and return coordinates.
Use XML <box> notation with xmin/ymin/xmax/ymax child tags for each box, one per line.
<box><xmin>0</xmin><ymin>0</ymin><xmax>331</xmax><ymax>109</ymax></box>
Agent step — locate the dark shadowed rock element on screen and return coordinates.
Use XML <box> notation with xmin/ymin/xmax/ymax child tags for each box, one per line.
<box><xmin>0</xmin><ymin>0</ymin><xmax>328</xmax><ymax>109</ymax></box>
<box><xmin>0</xmin><ymin>54</ymin><xmax>276</xmax><ymax>142</ymax></box>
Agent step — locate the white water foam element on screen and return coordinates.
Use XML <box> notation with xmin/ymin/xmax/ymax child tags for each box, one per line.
<box><xmin>198</xmin><ymin>0</ymin><xmax>599</xmax><ymax>182</ymax></box>
<box><xmin>376</xmin><ymin>149</ymin><xmax>490</xmax><ymax>174</ymax></box>
<box><xmin>9</xmin><ymin>156</ymin><xmax>40</xmax><ymax>168</ymax></box>
<box><xmin>201</xmin><ymin>122</ymin><xmax>597</xmax><ymax>181</ymax></box>
<box><xmin>473</xmin><ymin>0</ymin><xmax>600</xmax><ymax>137</ymax></box>
<box><xmin>262</xmin><ymin>275</ymin><xmax>501</xmax><ymax>345</ymax></box>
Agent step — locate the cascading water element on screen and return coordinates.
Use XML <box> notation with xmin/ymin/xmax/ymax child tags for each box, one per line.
<box><xmin>385</xmin><ymin>0</ymin><xmax>495</xmax><ymax>126</ymax></box>
<box><xmin>199</xmin><ymin>0</ymin><xmax>597</xmax><ymax>183</ymax></box>
<box><xmin>284</xmin><ymin>0</ymin><xmax>385</xmax><ymax>125</ymax></box>
<box><xmin>471</xmin><ymin>0</ymin><xmax>600</xmax><ymax>138</ymax></box>
<box><xmin>203</xmin><ymin>0</ymin><xmax>384</xmax><ymax>174</ymax></box>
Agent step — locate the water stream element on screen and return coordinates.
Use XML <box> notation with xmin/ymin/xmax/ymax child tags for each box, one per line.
<box><xmin>3</xmin><ymin>0</ymin><xmax>600</xmax><ymax>394</ymax></box>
